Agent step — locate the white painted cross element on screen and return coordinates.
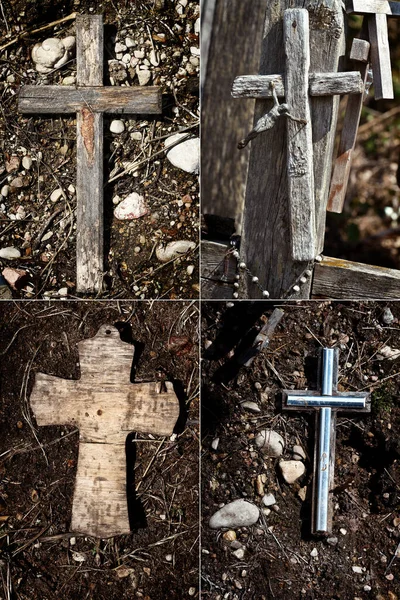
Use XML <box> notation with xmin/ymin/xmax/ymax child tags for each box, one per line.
<box><xmin>19</xmin><ymin>15</ymin><xmax>162</xmax><ymax>293</ymax></box>
<box><xmin>347</xmin><ymin>0</ymin><xmax>400</xmax><ymax>100</ymax></box>
<box><xmin>232</xmin><ymin>9</ymin><xmax>364</xmax><ymax>262</ymax></box>
<box><xmin>283</xmin><ymin>348</ymin><xmax>370</xmax><ymax>534</ymax></box>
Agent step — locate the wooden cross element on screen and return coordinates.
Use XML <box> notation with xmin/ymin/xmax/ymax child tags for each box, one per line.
<box><xmin>283</xmin><ymin>348</ymin><xmax>370</xmax><ymax>534</ymax></box>
<box><xmin>30</xmin><ymin>324</ymin><xmax>179</xmax><ymax>538</ymax></box>
<box><xmin>19</xmin><ymin>15</ymin><xmax>162</xmax><ymax>294</ymax></box>
<box><xmin>232</xmin><ymin>8</ymin><xmax>364</xmax><ymax>262</ymax></box>
<box><xmin>347</xmin><ymin>0</ymin><xmax>400</xmax><ymax>100</ymax></box>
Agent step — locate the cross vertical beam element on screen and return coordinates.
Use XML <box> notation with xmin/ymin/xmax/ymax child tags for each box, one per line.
<box><xmin>76</xmin><ymin>15</ymin><xmax>104</xmax><ymax>293</ymax></box>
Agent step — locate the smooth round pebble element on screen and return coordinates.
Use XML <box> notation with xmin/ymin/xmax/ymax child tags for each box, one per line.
<box><xmin>0</xmin><ymin>247</ymin><xmax>21</xmax><ymax>260</ymax></box>
<box><xmin>156</xmin><ymin>240</ymin><xmax>196</xmax><ymax>263</ymax></box>
<box><xmin>241</xmin><ymin>401</ymin><xmax>261</xmax><ymax>414</ymax></box>
<box><xmin>255</xmin><ymin>429</ymin><xmax>284</xmax><ymax>457</ymax></box>
<box><xmin>114</xmin><ymin>192</ymin><xmax>149</xmax><ymax>220</ymax></box>
<box><xmin>1</xmin><ymin>185</ymin><xmax>9</xmax><ymax>197</ymax></box>
<box><xmin>279</xmin><ymin>460</ymin><xmax>305</xmax><ymax>484</ymax></box>
<box><xmin>209</xmin><ymin>499</ymin><xmax>259</xmax><ymax>529</ymax></box>
<box><xmin>165</xmin><ymin>133</ymin><xmax>199</xmax><ymax>174</ymax></box>
<box><xmin>110</xmin><ymin>120</ymin><xmax>125</xmax><ymax>134</ymax></box>
<box><xmin>22</xmin><ymin>156</ymin><xmax>32</xmax><ymax>170</ymax></box>
<box><xmin>187</xmin><ymin>264</ymin><xmax>194</xmax><ymax>275</ymax></box>
<box><xmin>50</xmin><ymin>188</ymin><xmax>63</xmax><ymax>203</ymax></box>
<box><xmin>292</xmin><ymin>445</ymin><xmax>306</xmax><ymax>460</ymax></box>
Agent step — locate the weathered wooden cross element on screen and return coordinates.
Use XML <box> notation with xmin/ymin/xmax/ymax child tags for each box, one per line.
<box><xmin>30</xmin><ymin>324</ymin><xmax>179</xmax><ymax>538</ymax></box>
<box><xmin>232</xmin><ymin>8</ymin><xmax>364</xmax><ymax>262</ymax></box>
<box><xmin>19</xmin><ymin>15</ymin><xmax>162</xmax><ymax>294</ymax></box>
<box><xmin>283</xmin><ymin>348</ymin><xmax>370</xmax><ymax>534</ymax></box>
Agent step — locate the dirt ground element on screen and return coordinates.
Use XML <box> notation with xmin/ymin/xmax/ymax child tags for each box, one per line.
<box><xmin>201</xmin><ymin>301</ymin><xmax>400</xmax><ymax>600</ymax></box>
<box><xmin>0</xmin><ymin>0</ymin><xmax>199</xmax><ymax>299</ymax></box>
<box><xmin>0</xmin><ymin>300</ymin><xmax>199</xmax><ymax>599</ymax></box>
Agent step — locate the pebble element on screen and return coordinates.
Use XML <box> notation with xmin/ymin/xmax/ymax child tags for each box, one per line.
<box><xmin>50</xmin><ymin>188</ymin><xmax>63</xmax><ymax>203</ymax></box>
<box><xmin>125</xmin><ymin>37</ymin><xmax>135</xmax><ymax>48</ymax></box>
<box><xmin>326</xmin><ymin>536</ymin><xmax>338</xmax><ymax>546</ymax></box>
<box><xmin>382</xmin><ymin>307</ymin><xmax>394</xmax><ymax>325</ymax></box>
<box><xmin>292</xmin><ymin>445</ymin><xmax>306</xmax><ymax>460</ymax></box>
<box><xmin>352</xmin><ymin>566</ymin><xmax>363</xmax><ymax>574</ymax></box>
<box><xmin>310</xmin><ymin>548</ymin><xmax>318</xmax><ymax>558</ymax></box>
<box><xmin>62</xmin><ymin>75</ymin><xmax>76</xmax><ymax>85</ymax></box>
<box><xmin>114</xmin><ymin>192</ymin><xmax>149</xmax><ymax>220</ymax></box>
<box><xmin>279</xmin><ymin>460</ymin><xmax>305</xmax><ymax>484</ymax></box>
<box><xmin>42</xmin><ymin>231</ymin><xmax>53</xmax><ymax>241</ymax></box>
<box><xmin>0</xmin><ymin>247</ymin><xmax>21</xmax><ymax>260</ymax></box>
<box><xmin>68</xmin><ymin>184</ymin><xmax>75</xmax><ymax>194</ymax></box>
<box><xmin>58</xmin><ymin>287</ymin><xmax>68</xmax><ymax>296</ymax></box>
<box><xmin>262</xmin><ymin>493</ymin><xmax>276</xmax><ymax>507</ymax></box>
<box><xmin>110</xmin><ymin>119</ymin><xmax>125</xmax><ymax>134</ymax></box>
<box><xmin>211</xmin><ymin>437</ymin><xmax>219</xmax><ymax>450</ymax></box>
<box><xmin>69</xmin><ymin>537</ymin><xmax>76</xmax><ymax>546</ymax></box>
<box><xmin>241</xmin><ymin>401</ymin><xmax>260</xmax><ymax>413</ymax></box>
<box><xmin>187</xmin><ymin>264</ymin><xmax>194</xmax><ymax>276</ymax></box>
<box><xmin>165</xmin><ymin>133</ymin><xmax>200</xmax><ymax>174</ymax></box>
<box><xmin>232</xmin><ymin>548</ymin><xmax>245</xmax><ymax>559</ymax></box>
<box><xmin>377</xmin><ymin>345</ymin><xmax>400</xmax><ymax>360</ymax></box>
<box><xmin>1</xmin><ymin>185</ymin><xmax>9</xmax><ymax>197</ymax></box>
<box><xmin>150</xmin><ymin>49</ymin><xmax>160</xmax><ymax>66</ymax></box>
<box><xmin>222</xmin><ymin>530</ymin><xmax>236</xmax><ymax>542</ymax></box>
<box><xmin>209</xmin><ymin>499</ymin><xmax>260</xmax><ymax>529</ymax></box>
<box><xmin>32</xmin><ymin>36</ymin><xmax>75</xmax><ymax>74</ymax></box>
<box><xmin>134</xmin><ymin>49</ymin><xmax>145</xmax><ymax>59</ymax></box>
<box><xmin>2</xmin><ymin>267</ymin><xmax>27</xmax><ymax>290</ymax></box>
<box><xmin>156</xmin><ymin>240</ymin><xmax>196</xmax><ymax>263</ymax></box>
<box><xmin>122</xmin><ymin>53</ymin><xmax>131</xmax><ymax>64</ymax></box>
<box><xmin>115</xmin><ymin>42</ymin><xmax>127</xmax><ymax>54</ymax></box>
<box><xmin>255</xmin><ymin>429</ymin><xmax>284</xmax><ymax>457</ymax></box>
<box><xmin>22</xmin><ymin>156</ymin><xmax>32</xmax><ymax>170</ymax></box>
<box><xmin>137</xmin><ymin>68</ymin><xmax>151</xmax><ymax>86</ymax></box>
<box><xmin>340</xmin><ymin>528</ymin><xmax>347</xmax><ymax>535</ymax></box>
<box><xmin>5</xmin><ymin>156</ymin><xmax>20</xmax><ymax>172</ymax></box>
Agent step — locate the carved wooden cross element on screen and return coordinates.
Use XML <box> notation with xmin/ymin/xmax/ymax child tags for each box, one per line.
<box><xmin>232</xmin><ymin>8</ymin><xmax>364</xmax><ymax>262</ymax></box>
<box><xmin>19</xmin><ymin>15</ymin><xmax>162</xmax><ymax>294</ymax></box>
<box><xmin>347</xmin><ymin>0</ymin><xmax>400</xmax><ymax>100</ymax></box>
<box><xmin>283</xmin><ymin>348</ymin><xmax>370</xmax><ymax>534</ymax></box>
<box><xmin>30</xmin><ymin>324</ymin><xmax>179</xmax><ymax>538</ymax></box>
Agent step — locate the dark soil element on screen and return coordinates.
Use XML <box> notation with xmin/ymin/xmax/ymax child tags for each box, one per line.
<box><xmin>0</xmin><ymin>0</ymin><xmax>199</xmax><ymax>299</ymax></box>
<box><xmin>201</xmin><ymin>301</ymin><xmax>400</xmax><ymax>600</ymax></box>
<box><xmin>0</xmin><ymin>300</ymin><xmax>199</xmax><ymax>599</ymax></box>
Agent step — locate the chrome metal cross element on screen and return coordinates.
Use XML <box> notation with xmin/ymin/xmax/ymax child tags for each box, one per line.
<box><xmin>283</xmin><ymin>348</ymin><xmax>370</xmax><ymax>534</ymax></box>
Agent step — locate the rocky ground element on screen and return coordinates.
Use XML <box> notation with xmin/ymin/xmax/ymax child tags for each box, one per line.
<box><xmin>0</xmin><ymin>0</ymin><xmax>199</xmax><ymax>299</ymax></box>
<box><xmin>0</xmin><ymin>300</ymin><xmax>199</xmax><ymax>599</ymax></box>
<box><xmin>202</xmin><ymin>301</ymin><xmax>400</xmax><ymax>600</ymax></box>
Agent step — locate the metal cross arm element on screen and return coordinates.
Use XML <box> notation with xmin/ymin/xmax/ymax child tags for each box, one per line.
<box><xmin>18</xmin><ymin>15</ymin><xmax>162</xmax><ymax>294</ymax></box>
<box><xmin>283</xmin><ymin>348</ymin><xmax>371</xmax><ymax>535</ymax></box>
<box><xmin>347</xmin><ymin>0</ymin><xmax>400</xmax><ymax>99</ymax></box>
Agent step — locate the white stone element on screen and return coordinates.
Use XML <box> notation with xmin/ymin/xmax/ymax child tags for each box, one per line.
<box><xmin>255</xmin><ymin>430</ymin><xmax>284</xmax><ymax>457</ymax></box>
<box><xmin>377</xmin><ymin>345</ymin><xmax>400</xmax><ymax>360</ymax></box>
<box><xmin>232</xmin><ymin>548</ymin><xmax>245</xmax><ymax>559</ymax></box>
<box><xmin>279</xmin><ymin>460</ymin><xmax>305</xmax><ymax>484</ymax></box>
<box><xmin>352</xmin><ymin>566</ymin><xmax>363</xmax><ymax>574</ymax></box>
<box><xmin>115</xmin><ymin>42</ymin><xmax>127</xmax><ymax>54</ymax></box>
<box><xmin>137</xmin><ymin>68</ymin><xmax>151</xmax><ymax>86</ymax></box>
<box><xmin>114</xmin><ymin>192</ymin><xmax>149</xmax><ymax>220</ymax></box>
<box><xmin>194</xmin><ymin>17</ymin><xmax>200</xmax><ymax>34</ymax></box>
<box><xmin>187</xmin><ymin>264</ymin><xmax>194</xmax><ymax>276</ymax></box>
<box><xmin>209</xmin><ymin>499</ymin><xmax>259</xmax><ymax>529</ymax></box>
<box><xmin>58</xmin><ymin>287</ymin><xmax>68</xmax><ymax>296</ymax></box>
<box><xmin>310</xmin><ymin>548</ymin><xmax>318</xmax><ymax>558</ymax></box>
<box><xmin>22</xmin><ymin>156</ymin><xmax>32</xmax><ymax>170</ymax></box>
<box><xmin>110</xmin><ymin>120</ymin><xmax>125</xmax><ymax>134</ymax></box>
<box><xmin>0</xmin><ymin>247</ymin><xmax>21</xmax><ymax>259</ymax></box>
<box><xmin>211</xmin><ymin>438</ymin><xmax>219</xmax><ymax>450</ymax></box>
<box><xmin>134</xmin><ymin>49</ymin><xmax>145</xmax><ymax>59</ymax></box>
<box><xmin>50</xmin><ymin>188</ymin><xmax>63</xmax><ymax>203</ymax></box>
<box><xmin>69</xmin><ymin>536</ymin><xmax>76</xmax><ymax>546</ymax></box>
<box><xmin>165</xmin><ymin>133</ymin><xmax>199</xmax><ymax>174</ymax></box>
<box><xmin>32</xmin><ymin>36</ymin><xmax>75</xmax><ymax>74</ymax></box>
<box><xmin>42</xmin><ymin>231</ymin><xmax>53</xmax><ymax>241</ymax></box>
<box><xmin>68</xmin><ymin>184</ymin><xmax>75</xmax><ymax>194</ymax></box>
<box><xmin>262</xmin><ymin>493</ymin><xmax>276</xmax><ymax>507</ymax></box>
<box><xmin>122</xmin><ymin>53</ymin><xmax>131</xmax><ymax>64</ymax></box>
<box><xmin>1</xmin><ymin>185</ymin><xmax>9</xmax><ymax>197</ymax></box>
<box><xmin>125</xmin><ymin>37</ymin><xmax>135</xmax><ymax>48</ymax></box>
<box><xmin>190</xmin><ymin>46</ymin><xmax>200</xmax><ymax>56</ymax></box>
<box><xmin>241</xmin><ymin>401</ymin><xmax>261</xmax><ymax>414</ymax></box>
<box><xmin>292</xmin><ymin>445</ymin><xmax>306</xmax><ymax>460</ymax></box>
<box><xmin>62</xmin><ymin>75</ymin><xmax>76</xmax><ymax>85</ymax></box>
<box><xmin>156</xmin><ymin>240</ymin><xmax>196</xmax><ymax>263</ymax></box>
<box><xmin>149</xmin><ymin>49</ymin><xmax>160</xmax><ymax>66</ymax></box>
<box><xmin>382</xmin><ymin>307</ymin><xmax>394</xmax><ymax>325</ymax></box>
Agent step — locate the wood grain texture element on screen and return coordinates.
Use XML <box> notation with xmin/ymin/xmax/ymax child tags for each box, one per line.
<box><xmin>232</xmin><ymin>72</ymin><xmax>363</xmax><ymax>98</ymax></box>
<box><xmin>201</xmin><ymin>0</ymin><xmax>266</xmax><ymax>230</ymax></box>
<box><xmin>312</xmin><ymin>256</ymin><xmax>400</xmax><ymax>298</ymax></box>
<box><xmin>284</xmin><ymin>9</ymin><xmax>315</xmax><ymax>261</ymax></box>
<box><xmin>368</xmin><ymin>13</ymin><xmax>394</xmax><ymax>99</ymax></box>
<box><xmin>200</xmin><ymin>240</ymin><xmax>235</xmax><ymax>299</ymax></box>
<box><xmin>349</xmin><ymin>38</ymin><xmax>370</xmax><ymax>62</ymax></box>
<box><xmin>348</xmin><ymin>0</ymin><xmax>400</xmax><ymax>15</ymax></box>
<box><xmin>19</xmin><ymin>86</ymin><xmax>162</xmax><ymax>114</ymax></box>
<box><xmin>240</xmin><ymin>0</ymin><xmax>345</xmax><ymax>298</ymax></box>
<box><xmin>76</xmin><ymin>14</ymin><xmax>103</xmax><ymax>86</ymax></box>
<box><xmin>30</xmin><ymin>325</ymin><xmax>179</xmax><ymax>538</ymax></box>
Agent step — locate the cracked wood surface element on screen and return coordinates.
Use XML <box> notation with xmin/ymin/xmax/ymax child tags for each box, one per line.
<box><xmin>30</xmin><ymin>325</ymin><xmax>180</xmax><ymax>538</ymax></box>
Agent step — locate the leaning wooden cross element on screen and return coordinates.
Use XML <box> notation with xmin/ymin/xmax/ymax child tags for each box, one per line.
<box><xmin>19</xmin><ymin>15</ymin><xmax>162</xmax><ymax>293</ymax></box>
<box><xmin>283</xmin><ymin>348</ymin><xmax>370</xmax><ymax>534</ymax></box>
<box><xmin>30</xmin><ymin>324</ymin><xmax>179</xmax><ymax>538</ymax></box>
<box><xmin>232</xmin><ymin>8</ymin><xmax>363</xmax><ymax>262</ymax></box>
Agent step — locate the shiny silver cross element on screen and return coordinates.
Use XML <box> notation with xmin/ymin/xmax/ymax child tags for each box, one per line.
<box><xmin>283</xmin><ymin>348</ymin><xmax>371</xmax><ymax>534</ymax></box>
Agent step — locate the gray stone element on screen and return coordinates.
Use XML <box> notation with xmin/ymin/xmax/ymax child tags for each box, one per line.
<box><xmin>262</xmin><ymin>493</ymin><xmax>276</xmax><ymax>507</ymax></box>
<box><xmin>292</xmin><ymin>445</ymin><xmax>306</xmax><ymax>460</ymax></box>
<box><xmin>0</xmin><ymin>247</ymin><xmax>21</xmax><ymax>259</ymax></box>
<box><xmin>209</xmin><ymin>499</ymin><xmax>259</xmax><ymax>529</ymax></box>
<box><xmin>255</xmin><ymin>430</ymin><xmax>284</xmax><ymax>457</ymax></box>
<box><xmin>382</xmin><ymin>307</ymin><xmax>394</xmax><ymax>325</ymax></box>
<box><xmin>156</xmin><ymin>240</ymin><xmax>196</xmax><ymax>263</ymax></box>
<box><xmin>241</xmin><ymin>401</ymin><xmax>261</xmax><ymax>414</ymax></box>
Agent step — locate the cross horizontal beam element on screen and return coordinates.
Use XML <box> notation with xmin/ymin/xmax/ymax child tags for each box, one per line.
<box><xmin>232</xmin><ymin>71</ymin><xmax>364</xmax><ymax>99</ymax></box>
<box><xmin>19</xmin><ymin>86</ymin><xmax>162</xmax><ymax>114</ymax></box>
<box><xmin>285</xmin><ymin>393</ymin><xmax>367</xmax><ymax>408</ymax></box>
<box><xmin>347</xmin><ymin>0</ymin><xmax>400</xmax><ymax>15</ymax></box>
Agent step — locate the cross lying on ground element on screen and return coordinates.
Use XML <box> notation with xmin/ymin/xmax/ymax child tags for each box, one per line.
<box><xmin>283</xmin><ymin>347</ymin><xmax>370</xmax><ymax>535</ymax></box>
<box><xmin>232</xmin><ymin>9</ymin><xmax>364</xmax><ymax>262</ymax></box>
<box><xmin>30</xmin><ymin>324</ymin><xmax>179</xmax><ymax>538</ymax></box>
<box><xmin>19</xmin><ymin>15</ymin><xmax>162</xmax><ymax>294</ymax></box>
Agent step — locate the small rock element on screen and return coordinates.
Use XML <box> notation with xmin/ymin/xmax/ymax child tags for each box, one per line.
<box><xmin>1</xmin><ymin>185</ymin><xmax>9</xmax><ymax>197</ymax></box>
<box><xmin>10</xmin><ymin>176</ymin><xmax>27</xmax><ymax>189</ymax></box>
<box><xmin>69</xmin><ymin>537</ymin><xmax>76</xmax><ymax>546</ymax></box>
<box><xmin>211</xmin><ymin>438</ymin><xmax>219</xmax><ymax>451</ymax></box>
<box><xmin>188</xmin><ymin>588</ymin><xmax>196</xmax><ymax>597</ymax></box>
<box><xmin>241</xmin><ymin>401</ymin><xmax>260</xmax><ymax>414</ymax></box>
<box><xmin>298</xmin><ymin>486</ymin><xmax>307</xmax><ymax>501</ymax></box>
<box><xmin>134</xmin><ymin>49</ymin><xmax>145</xmax><ymax>59</ymax></box>
<box><xmin>165</xmin><ymin>133</ymin><xmax>199</xmax><ymax>174</ymax></box>
<box><xmin>50</xmin><ymin>188</ymin><xmax>63</xmax><ymax>203</ymax></box>
<box><xmin>58</xmin><ymin>287</ymin><xmax>68</xmax><ymax>296</ymax></box>
<box><xmin>114</xmin><ymin>192</ymin><xmax>149</xmax><ymax>220</ymax></box>
<box><xmin>149</xmin><ymin>49</ymin><xmax>160</xmax><ymax>66</ymax></box>
<box><xmin>232</xmin><ymin>548</ymin><xmax>245</xmax><ymax>559</ymax></box>
<box><xmin>22</xmin><ymin>156</ymin><xmax>33</xmax><ymax>170</ymax></box>
<box><xmin>68</xmin><ymin>184</ymin><xmax>75</xmax><ymax>194</ymax></box>
<box><xmin>5</xmin><ymin>156</ymin><xmax>20</xmax><ymax>172</ymax></box>
<box><xmin>352</xmin><ymin>566</ymin><xmax>363</xmax><ymax>574</ymax></box>
<box><xmin>310</xmin><ymin>548</ymin><xmax>318</xmax><ymax>558</ymax></box>
<box><xmin>2</xmin><ymin>268</ymin><xmax>28</xmax><ymax>290</ymax></box>
<box><xmin>279</xmin><ymin>460</ymin><xmax>305</xmax><ymax>484</ymax></box>
<box><xmin>222</xmin><ymin>530</ymin><xmax>236</xmax><ymax>542</ymax></box>
<box><xmin>115</xmin><ymin>42</ymin><xmax>127</xmax><ymax>54</ymax></box>
<box><xmin>62</xmin><ymin>75</ymin><xmax>76</xmax><ymax>85</ymax></box>
<box><xmin>137</xmin><ymin>68</ymin><xmax>151</xmax><ymax>86</ymax></box>
<box><xmin>292</xmin><ymin>445</ymin><xmax>306</xmax><ymax>460</ymax></box>
<box><xmin>363</xmin><ymin>585</ymin><xmax>372</xmax><ymax>592</ymax></box>
<box><xmin>340</xmin><ymin>528</ymin><xmax>347</xmax><ymax>535</ymax></box>
<box><xmin>255</xmin><ymin>430</ymin><xmax>284</xmax><ymax>457</ymax></box>
<box><xmin>116</xmin><ymin>567</ymin><xmax>135</xmax><ymax>578</ymax></box>
<box><xmin>156</xmin><ymin>240</ymin><xmax>196</xmax><ymax>263</ymax></box>
<box><xmin>110</xmin><ymin>120</ymin><xmax>125</xmax><ymax>134</ymax></box>
<box><xmin>42</xmin><ymin>231</ymin><xmax>53</xmax><ymax>242</ymax></box>
<box><xmin>71</xmin><ymin>551</ymin><xmax>86</xmax><ymax>563</ymax></box>
<box><xmin>209</xmin><ymin>499</ymin><xmax>260</xmax><ymax>529</ymax></box>
<box><xmin>32</xmin><ymin>36</ymin><xmax>75</xmax><ymax>74</ymax></box>
<box><xmin>0</xmin><ymin>247</ymin><xmax>21</xmax><ymax>260</ymax></box>
<box><xmin>187</xmin><ymin>264</ymin><xmax>194</xmax><ymax>276</ymax></box>
<box><xmin>382</xmin><ymin>307</ymin><xmax>394</xmax><ymax>325</ymax></box>
<box><xmin>377</xmin><ymin>345</ymin><xmax>400</xmax><ymax>360</ymax></box>
<box><xmin>262</xmin><ymin>493</ymin><xmax>276</xmax><ymax>507</ymax></box>
<box><xmin>326</xmin><ymin>536</ymin><xmax>338</xmax><ymax>546</ymax></box>
<box><xmin>125</xmin><ymin>37</ymin><xmax>135</xmax><ymax>48</ymax></box>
